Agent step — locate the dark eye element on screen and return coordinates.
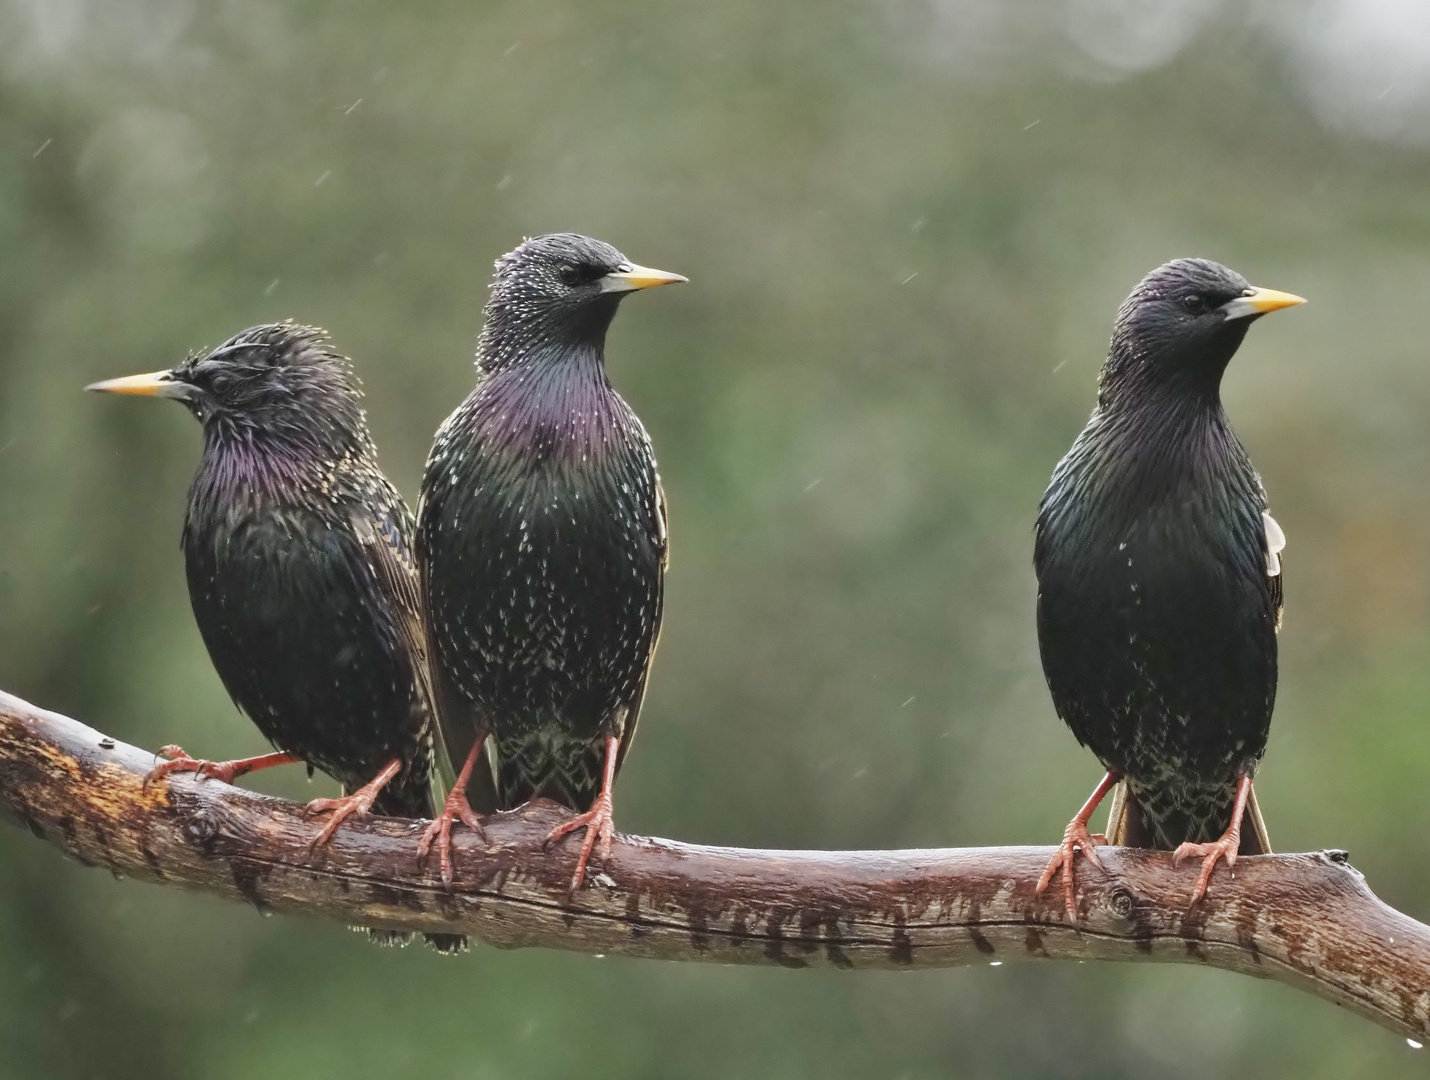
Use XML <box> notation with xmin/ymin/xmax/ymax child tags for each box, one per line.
<box><xmin>203</xmin><ymin>371</ymin><xmax>233</xmax><ymax>396</ymax></box>
<box><xmin>1181</xmin><ymin>294</ymin><xmax>1206</xmax><ymax>314</ymax></box>
<box><xmin>557</xmin><ymin>264</ymin><xmax>581</xmax><ymax>287</ymax></box>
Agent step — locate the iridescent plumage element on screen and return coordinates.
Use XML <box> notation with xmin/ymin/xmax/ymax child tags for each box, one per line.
<box><xmin>90</xmin><ymin>322</ymin><xmax>463</xmax><ymax>951</ymax></box>
<box><xmin>1033</xmin><ymin>259</ymin><xmax>1303</xmax><ymax>911</ymax></box>
<box><xmin>417</xmin><ymin>234</ymin><xmax>681</xmax><ymax>889</ymax></box>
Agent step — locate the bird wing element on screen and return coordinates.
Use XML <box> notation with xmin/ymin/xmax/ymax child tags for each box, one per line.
<box><xmin>613</xmin><ymin>473</ymin><xmax>669</xmax><ymax>777</ymax></box>
<box><xmin>412</xmin><ymin>431</ymin><xmax>500</xmax><ymax>812</ymax></box>
<box><xmin>347</xmin><ymin>484</ymin><xmax>439</xmax><ymax>782</ymax></box>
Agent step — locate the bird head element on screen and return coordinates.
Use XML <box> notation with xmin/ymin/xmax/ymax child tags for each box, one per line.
<box><xmin>1104</xmin><ymin>258</ymin><xmax>1304</xmax><ymax>400</ymax></box>
<box><xmin>87</xmin><ymin>322</ymin><xmax>365</xmax><ymax>448</ymax></box>
<box><xmin>481</xmin><ymin>233</ymin><xmax>686</xmax><ymax>368</ymax></box>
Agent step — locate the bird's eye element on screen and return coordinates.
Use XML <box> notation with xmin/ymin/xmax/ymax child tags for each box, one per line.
<box><xmin>557</xmin><ymin>265</ymin><xmax>581</xmax><ymax>287</ymax></box>
<box><xmin>1181</xmin><ymin>294</ymin><xmax>1206</xmax><ymax>314</ymax></box>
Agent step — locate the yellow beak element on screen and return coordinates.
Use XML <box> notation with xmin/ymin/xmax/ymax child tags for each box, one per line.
<box><xmin>599</xmin><ymin>263</ymin><xmax>689</xmax><ymax>294</ymax></box>
<box><xmin>1222</xmin><ymin>286</ymin><xmax>1307</xmax><ymax>321</ymax></box>
<box><xmin>85</xmin><ymin>370</ymin><xmax>186</xmax><ymax>397</ymax></box>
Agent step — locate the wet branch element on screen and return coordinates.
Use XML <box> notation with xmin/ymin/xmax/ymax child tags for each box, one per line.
<box><xmin>2</xmin><ymin>689</ymin><xmax>1427</xmax><ymax>1040</ymax></box>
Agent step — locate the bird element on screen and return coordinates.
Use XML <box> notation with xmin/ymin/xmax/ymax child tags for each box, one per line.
<box><xmin>1032</xmin><ymin>258</ymin><xmax>1304</xmax><ymax>915</ymax></box>
<box><xmin>416</xmin><ymin>233</ymin><xmax>683</xmax><ymax>891</ymax></box>
<box><xmin>88</xmin><ymin>322</ymin><xmax>464</xmax><ymax>952</ymax></box>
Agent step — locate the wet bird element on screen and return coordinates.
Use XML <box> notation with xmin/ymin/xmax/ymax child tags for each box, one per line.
<box><xmin>417</xmin><ymin>233</ymin><xmax>683</xmax><ymax>890</ymax></box>
<box><xmin>89</xmin><ymin>322</ymin><xmax>463</xmax><ymax>951</ymax></box>
<box><xmin>1033</xmin><ymin>258</ymin><xmax>1304</xmax><ymax>914</ymax></box>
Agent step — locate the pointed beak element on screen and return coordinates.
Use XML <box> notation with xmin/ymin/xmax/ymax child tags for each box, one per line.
<box><xmin>598</xmin><ymin>263</ymin><xmax>688</xmax><ymax>294</ymax></box>
<box><xmin>1221</xmin><ymin>286</ymin><xmax>1307</xmax><ymax>322</ymax></box>
<box><xmin>85</xmin><ymin>370</ymin><xmax>190</xmax><ymax>398</ymax></box>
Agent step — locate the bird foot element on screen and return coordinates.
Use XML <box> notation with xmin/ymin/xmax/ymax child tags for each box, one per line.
<box><xmin>146</xmin><ymin>746</ymin><xmax>299</xmax><ymax>788</ymax></box>
<box><xmin>304</xmin><ymin>759</ymin><xmax>401</xmax><ymax>848</ymax></box>
<box><xmin>417</xmin><ymin>787</ymin><xmax>485</xmax><ymax>889</ymax></box>
<box><xmin>1035</xmin><ymin>818</ymin><xmax>1108</xmax><ymax>922</ymax></box>
<box><xmin>1173</xmin><ymin>831</ymin><xmax>1240</xmax><ymax>904</ymax></box>
<box><xmin>305</xmin><ymin>791</ymin><xmax>377</xmax><ymax>848</ymax></box>
<box><xmin>544</xmin><ymin>791</ymin><xmax>615</xmax><ymax>892</ymax></box>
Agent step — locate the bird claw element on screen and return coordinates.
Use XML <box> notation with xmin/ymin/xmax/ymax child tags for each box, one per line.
<box><xmin>144</xmin><ymin>746</ymin><xmax>299</xmax><ymax>789</ymax></box>
<box><xmin>146</xmin><ymin>745</ymin><xmax>234</xmax><ymax>786</ymax></box>
<box><xmin>1036</xmin><ymin>819</ymin><xmax>1108</xmax><ymax>921</ymax></box>
<box><xmin>304</xmin><ymin>759</ymin><xmax>403</xmax><ymax>849</ymax></box>
<box><xmin>1173</xmin><ymin>835</ymin><xmax>1239</xmax><ymax>904</ymax></box>
<box><xmin>305</xmin><ymin>791</ymin><xmax>375</xmax><ymax>848</ymax></box>
<box><xmin>417</xmin><ymin>789</ymin><xmax>485</xmax><ymax>889</ymax></box>
<box><xmin>545</xmin><ymin>792</ymin><xmax>615</xmax><ymax>892</ymax></box>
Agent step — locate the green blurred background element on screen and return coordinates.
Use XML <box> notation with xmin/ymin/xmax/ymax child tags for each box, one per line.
<box><xmin>2</xmin><ymin>0</ymin><xmax>1429</xmax><ymax>1076</ymax></box>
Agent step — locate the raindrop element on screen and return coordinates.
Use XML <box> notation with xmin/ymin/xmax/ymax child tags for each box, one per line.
<box><xmin>314</xmin><ymin>170</ymin><xmax>332</xmax><ymax>187</ymax></box>
<box><xmin>988</xmin><ymin>961</ymin><xmax>1002</xmax><ymax>967</ymax></box>
<box><xmin>1409</xmin><ymin>1039</ymin><xmax>1423</xmax><ymax>1050</ymax></box>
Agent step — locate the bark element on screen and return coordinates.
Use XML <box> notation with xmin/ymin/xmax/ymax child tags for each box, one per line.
<box><xmin>2</xmin><ymin>689</ymin><xmax>1426</xmax><ymax>1040</ymax></box>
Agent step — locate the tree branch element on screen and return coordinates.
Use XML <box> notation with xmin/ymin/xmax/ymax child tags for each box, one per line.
<box><xmin>2</xmin><ymin>689</ymin><xmax>1426</xmax><ymax>1040</ymax></box>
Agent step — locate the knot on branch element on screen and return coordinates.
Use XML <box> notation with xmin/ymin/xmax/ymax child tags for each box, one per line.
<box><xmin>1106</xmin><ymin>884</ymin><xmax>1138</xmax><ymax>920</ymax></box>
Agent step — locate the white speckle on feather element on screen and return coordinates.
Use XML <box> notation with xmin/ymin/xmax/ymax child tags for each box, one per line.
<box><xmin>1263</xmin><ymin>510</ymin><xmax>1285</xmax><ymax>577</ymax></box>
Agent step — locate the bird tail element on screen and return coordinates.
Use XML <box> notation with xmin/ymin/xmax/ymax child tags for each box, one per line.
<box><xmin>1106</xmin><ymin>781</ymin><xmax>1271</xmax><ymax>855</ymax></box>
<box><xmin>369</xmin><ymin>773</ymin><xmax>432</xmax><ymax>820</ymax></box>
<box><xmin>350</xmin><ymin>773</ymin><xmax>470</xmax><ymax>955</ymax></box>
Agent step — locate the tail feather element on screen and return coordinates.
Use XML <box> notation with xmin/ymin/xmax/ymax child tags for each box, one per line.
<box><xmin>1106</xmin><ymin>780</ymin><xmax>1271</xmax><ymax>855</ymax></box>
<box><xmin>1242</xmin><ymin>786</ymin><xmax>1272</xmax><ymax>855</ymax></box>
<box><xmin>369</xmin><ymin>775</ymin><xmax>433</xmax><ymax>820</ymax></box>
<box><xmin>360</xmin><ymin>927</ymin><xmax>415</xmax><ymax>948</ymax></box>
<box><xmin>423</xmin><ymin>933</ymin><xmax>469</xmax><ymax>956</ymax></box>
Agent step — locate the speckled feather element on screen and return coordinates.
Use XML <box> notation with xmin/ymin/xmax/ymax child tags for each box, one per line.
<box><xmin>1035</xmin><ymin>260</ymin><xmax>1282</xmax><ymax>849</ymax></box>
<box><xmin>178</xmin><ymin>324</ymin><xmax>437</xmax><ymax>820</ymax></box>
<box><xmin>418</xmin><ymin>235</ymin><xmax>668</xmax><ymax>813</ymax></box>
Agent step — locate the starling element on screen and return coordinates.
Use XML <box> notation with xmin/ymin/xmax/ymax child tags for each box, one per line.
<box><xmin>1033</xmin><ymin>259</ymin><xmax>1304</xmax><ymax>914</ymax></box>
<box><xmin>416</xmin><ymin>234</ymin><xmax>683</xmax><ymax>890</ymax></box>
<box><xmin>88</xmin><ymin>323</ymin><xmax>464</xmax><ymax>951</ymax></box>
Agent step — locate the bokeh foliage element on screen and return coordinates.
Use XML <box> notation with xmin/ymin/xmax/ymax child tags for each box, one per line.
<box><xmin>2</xmin><ymin>1</ymin><xmax>1429</xmax><ymax>1076</ymax></box>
